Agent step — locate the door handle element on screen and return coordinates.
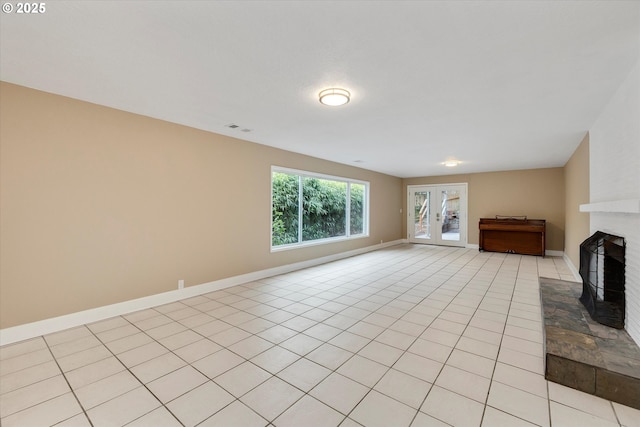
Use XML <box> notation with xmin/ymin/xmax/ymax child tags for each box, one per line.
<box><xmin>436</xmin><ymin>212</ymin><xmax>440</xmax><ymax>222</ymax></box>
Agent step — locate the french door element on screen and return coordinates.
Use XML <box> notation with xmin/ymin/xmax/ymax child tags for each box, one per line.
<box><xmin>408</xmin><ymin>184</ymin><xmax>467</xmax><ymax>247</ymax></box>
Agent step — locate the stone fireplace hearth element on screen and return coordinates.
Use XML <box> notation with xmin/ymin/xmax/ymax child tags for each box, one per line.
<box><xmin>540</xmin><ymin>277</ymin><xmax>640</xmax><ymax>409</ymax></box>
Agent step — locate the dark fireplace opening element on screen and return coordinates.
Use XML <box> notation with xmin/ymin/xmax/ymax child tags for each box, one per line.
<box><xmin>579</xmin><ymin>231</ymin><xmax>625</xmax><ymax>329</ymax></box>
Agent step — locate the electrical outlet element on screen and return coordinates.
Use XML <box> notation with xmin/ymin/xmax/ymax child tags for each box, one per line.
<box><xmin>178</xmin><ymin>280</ymin><xmax>184</xmax><ymax>290</ymax></box>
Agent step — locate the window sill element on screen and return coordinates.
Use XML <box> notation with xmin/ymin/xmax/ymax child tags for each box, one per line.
<box><xmin>270</xmin><ymin>234</ymin><xmax>369</xmax><ymax>253</ymax></box>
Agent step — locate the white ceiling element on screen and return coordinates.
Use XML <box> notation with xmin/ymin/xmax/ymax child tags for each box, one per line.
<box><xmin>1</xmin><ymin>1</ymin><xmax>639</xmax><ymax>178</ymax></box>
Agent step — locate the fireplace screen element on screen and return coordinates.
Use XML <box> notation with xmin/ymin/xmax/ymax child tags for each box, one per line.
<box><xmin>579</xmin><ymin>231</ymin><xmax>625</xmax><ymax>329</ymax></box>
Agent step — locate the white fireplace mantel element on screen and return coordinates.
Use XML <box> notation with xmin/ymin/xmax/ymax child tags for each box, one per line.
<box><xmin>580</xmin><ymin>199</ymin><xmax>640</xmax><ymax>214</ymax></box>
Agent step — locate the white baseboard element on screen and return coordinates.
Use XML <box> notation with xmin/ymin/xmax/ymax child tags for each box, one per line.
<box><xmin>401</xmin><ymin>239</ymin><xmax>476</xmax><ymax>250</ymax></box>
<box><xmin>545</xmin><ymin>250</ymin><xmax>564</xmax><ymax>257</ymax></box>
<box><xmin>563</xmin><ymin>253</ymin><xmax>582</xmax><ymax>282</ymax></box>
<box><xmin>464</xmin><ymin>245</ymin><xmax>558</xmax><ymax>255</ymax></box>
<box><xmin>0</xmin><ymin>240</ymin><xmax>404</xmax><ymax>346</ymax></box>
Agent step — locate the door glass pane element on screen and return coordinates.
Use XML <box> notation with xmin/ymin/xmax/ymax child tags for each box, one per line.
<box><xmin>414</xmin><ymin>191</ymin><xmax>431</xmax><ymax>240</ymax></box>
<box><xmin>441</xmin><ymin>189</ymin><xmax>460</xmax><ymax>241</ymax></box>
<box><xmin>302</xmin><ymin>177</ymin><xmax>347</xmax><ymax>241</ymax></box>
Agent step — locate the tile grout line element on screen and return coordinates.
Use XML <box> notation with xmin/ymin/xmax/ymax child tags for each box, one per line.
<box><xmin>252</xmin><ymin>245</ymin><xmax>471</xmax><ymax>424</ymax></box>
<box><xmin>428</xmin><ymin>250</ymin><xmax>513</xmax><ymax>426</ymax></box>
<box><xmin>341</xmin><ymin>248</ymin><xmax>497</xmax><ymax>426</ymax></box>
<box><xmin>42</xmin><ymin>334</ymin><xmax>96</xmax><ymax>427</ymax></box>
<box><xmin>483</xmin><ymin>254</ymin><xmax>541</xmax><ymax>426</ymax></box>
<box><xmin>83</xmin><ymin>316</ymin><xmax>184</xmax><ymax>426</ymax></box>
<box><xmin>2</xmin><ymin>246</ymin><xmax>629</xmax><ymax>426</ymax></box>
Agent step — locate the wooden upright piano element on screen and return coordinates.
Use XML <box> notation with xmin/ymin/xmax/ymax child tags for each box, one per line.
<box><xmin>479</xmin><ymin>216</ymin><xmax>546</xmax><ymax>257</ymax></box>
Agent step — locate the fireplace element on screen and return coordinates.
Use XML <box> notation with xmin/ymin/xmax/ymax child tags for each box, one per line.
<box><xmin>579</xmin><ymin>231</ymin><xmax>625</xmax><ymax>329</ymax></box>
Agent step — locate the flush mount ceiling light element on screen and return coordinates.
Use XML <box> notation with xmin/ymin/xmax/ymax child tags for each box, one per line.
<box><xmin>319</xmin><ymin>88</ymin><xmax>350</xmax><ymax>106</ymax></box>
<box><xmin>444</xmin><ymin>160</ymin><xmax>460</xmax><ymax>167</ymax></box>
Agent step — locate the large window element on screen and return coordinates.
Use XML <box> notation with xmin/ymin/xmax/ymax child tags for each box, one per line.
<box><xmin>271</xmin><ymin>167</ymin><xmax>369</xmax><ymax>249</ymax></box>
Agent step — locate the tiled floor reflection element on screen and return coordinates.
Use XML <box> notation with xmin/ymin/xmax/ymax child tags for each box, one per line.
<box><xmin>2</xmin><ymin>244</ymin><xmax>640</xmax><ymax>426</ymax></box>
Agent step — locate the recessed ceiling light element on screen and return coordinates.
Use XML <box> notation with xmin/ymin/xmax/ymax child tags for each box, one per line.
<box><xmin>444</xmin><ymin>160</ymin><xmax>459</xmax><ymax>167</ymax></box>
<box><xmin>319</xmin><ymin>88</ymin><xmax>350</xmax><ymax>106</ymax></box>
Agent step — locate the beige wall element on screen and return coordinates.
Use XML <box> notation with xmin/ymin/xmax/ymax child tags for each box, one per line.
<box><xmin>403</xmin><ymin>168</ymin><xmax>566</xmax><ymax>251</ymax></box>
<box><xmin>563</xmin><ymin>133</ymin><xmax>590</xmax><ymax>269</ymax></box>
<box><xmin>0</xmin><ymin>82</ymin><xmax>403</xmax><ymax>328</ymax></box>
<box><xmin>0</xmin><ymin>81</ymin><xmax>588</xmax><ymax>329</ymax></box>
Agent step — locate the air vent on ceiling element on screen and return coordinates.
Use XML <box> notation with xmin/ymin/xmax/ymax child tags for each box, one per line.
<box><xmin>226</xmin><ymin>123</ymin><xmax>252</xmax><ymax>133</ymax></box>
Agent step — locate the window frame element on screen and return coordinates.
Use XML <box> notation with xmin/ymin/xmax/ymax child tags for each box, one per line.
<box><xmin>271</xmin><ymin>166</ymin><xmax>370</xmax><ymax>252</ymax></box>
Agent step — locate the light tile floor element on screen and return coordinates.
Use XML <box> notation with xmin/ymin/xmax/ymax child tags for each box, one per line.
<box><xmin>2</xmin><ymin>244</ymin><xmax>640</xmax><ymax>426</ymax></box>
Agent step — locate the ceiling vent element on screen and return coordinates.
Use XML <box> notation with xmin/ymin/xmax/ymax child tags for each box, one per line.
<box><xmin>226</xmin><ymin>124</ymin><xmax>252</xmax><ymax>132</ymax></box>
